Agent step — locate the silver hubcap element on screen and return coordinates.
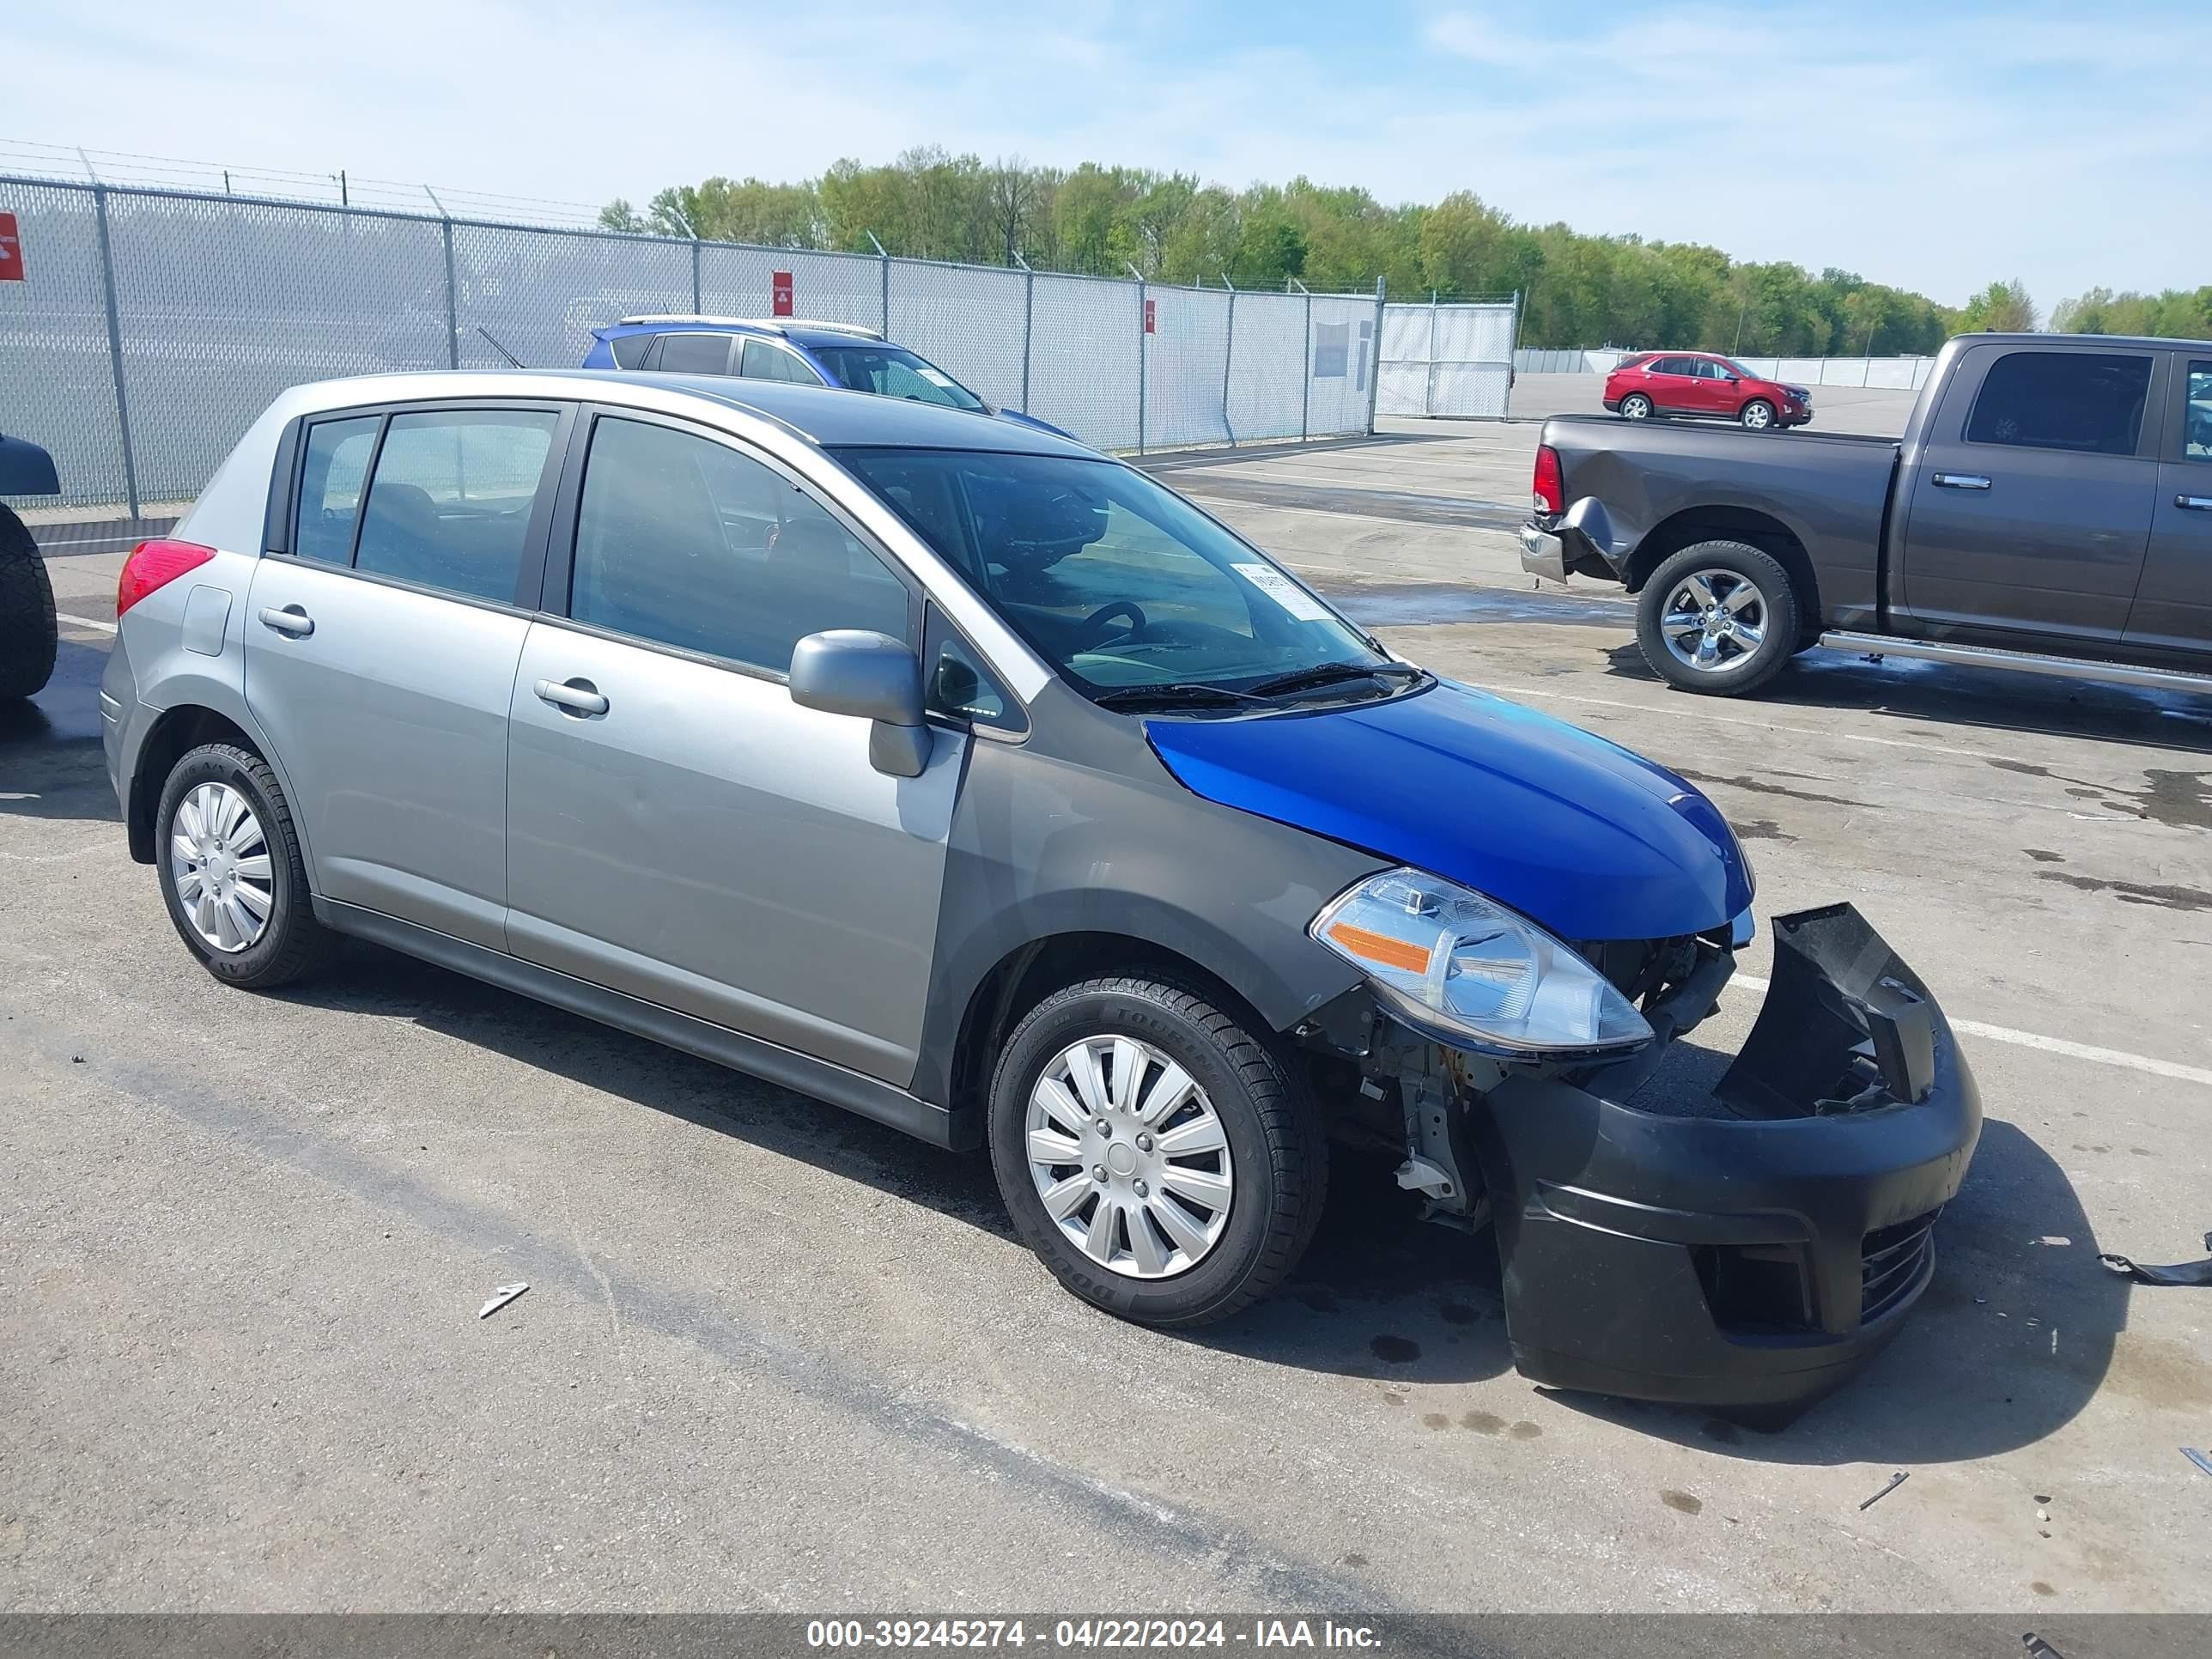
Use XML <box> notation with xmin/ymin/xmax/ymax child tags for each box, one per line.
<box><xmin>1025</xmin><ymin>1035</ymin><xmax>1234</xmax><ymax>1279</ymax></box>
<box><xmin>169</xmin><ymin>781</ymin><xmax>273</xmax><ymax>954</ymax></box>
<box><xmin>1660</xmin><ymin>569</ymin><xmax>1768</xmax><ymax>674</ymax></box>
<box><xmin>1624</xmin><ymin>398</ymin><xmax>1649</xmax><ymax>418</ymax></box>
<box><xmin>1744</xmin><ymin>403</ymin><xmax>1771</xmax><ymax>428</ymax></box>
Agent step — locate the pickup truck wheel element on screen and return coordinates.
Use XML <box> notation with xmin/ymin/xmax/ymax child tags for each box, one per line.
<box><xmin>0</xmin><ymin>507</ymin><xmax>58</xmax><ymax>702</ymax></box>
<box><xmin>988</xmin><ymin>975</ymin><xmax>1326</xmax><ymax>1329</ymax></box>
<box><xmin>1638</xmin><ymin>541</ymin><xmax>1800</xmax><ymax>696</ymax></box>
<box><xmin>1740</xmin><ymin>398</ymin><xmax>1778</xmax><ymax>430</ymax></box>
<box><xmin>1619</xmin><ymin>393</ymin><xmax>1654</xmax><ymax>421</ymax></box>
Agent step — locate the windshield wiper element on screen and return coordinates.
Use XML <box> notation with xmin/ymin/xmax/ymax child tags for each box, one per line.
<box><xmin>1243</xmin><ymin>660</ymin><xmax>1425</xmax><ymax>699</ymax></box>
<box><xmin>1091</xmin><ymin>682</ymin><xmax>1267</xmax><ymax>712</ymax></box>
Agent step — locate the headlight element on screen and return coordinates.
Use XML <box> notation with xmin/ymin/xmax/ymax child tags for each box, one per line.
<box><xmin>1311</xmin><ymin>868</ymin><xmax>1652</xmax><ymax>1058</ymax></box>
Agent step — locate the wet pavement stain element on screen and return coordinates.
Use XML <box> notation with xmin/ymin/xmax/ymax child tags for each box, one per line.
<box><xmin>2024</xmin><ymin>848</ymin><xmax>2065</xmax><ymax>863</ymax></box>
<box><xmin>1421</xmin><ymin>1413</ymin><xmax>1450</xmax><ymax>1430</ymax></box>
<box><xmin>1460</xmin><ymin>1411</ymin><xmax>1509</xmax><ymax>1435</ymax></box>
<box><xmin>1733</xmin><ymin>817</ymin><xmax>1794</xmax><ymax>842</ymax></box>
<box><xmin>1669</xmin><ymin>769</ymin><xmax>1865</xmax><ymax>808</ymax></box>
<box><xmin>1370</xmin><ymin>1334</ymin><xmax>1422</xmax><ymax>1364</ymax></box>
<box><xmin>2034</xmin><ymin>871</ymin><xmax>2212</xmax><ymax>913</ymax></box>
<box><xmin>1985</xmin><ymin>758</ymin><xmax>2212</xmax><ymax>832</ymax></box>
<box><xmin>1508</xmin><ymin>1421</ymin><xmax>1542</xmax><ymax>1440</ymax></box>
<box><xmin>1661</xmin><ymin>1491</ymin><xmax>1704</xmax><ymax>1515</ymax></box>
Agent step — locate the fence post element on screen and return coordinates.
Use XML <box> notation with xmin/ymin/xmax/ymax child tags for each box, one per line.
<box><xmin>867</xmin><ymin>232</ymin><xmax>890</xmax><ymax>334</ymax></box>
<box><xmin>1220</xmin><ymin>274</ymin><xmax>1237</xmax><ymax>447</ymax></box>
<box><xmin>441</xmin><ymin>218</ymin><xmax>459</xmax><ymax>370</ymax></box>
<box><xmin>1133</xmin><ymin>268</ymin><xmax>1147</xmax><ymax>456</ymax></box>
<box><xmin>691</xmin><ymin>238</ymin><xmax>703</xmax><ymax>313</ymax></box>
<box><xmin>1016</xmin><ymin>253</ymin><xmax>1035</xmax><ymax>415</ymax></box>
<box><xmin>1367</xmin><ymin>276</ymin><xmax>1387</xmax><ymax>435</ymax></box>
<box><xmin>1505</xmin><ymin>289</ymin><xmax>1523</xmax><ymax>416</ymax></box>
<box><xmin>1425</xmin><ymin>289</ymin><xmax>1439</xmax><ymax>420</ymax></box>
<box><xmin>88</xmin><ymin>184</ymin><xmax>141</xmax><ymax>518</ymax></box>
<box><xmin>1298</xmin><ymin>282</ymin><xmax>1312</xmax><ymax>443</ymax></box>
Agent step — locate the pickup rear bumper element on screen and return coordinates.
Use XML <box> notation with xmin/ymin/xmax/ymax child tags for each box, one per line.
<box><xmin>1470</xmin><ymin>904</ymin><xmax>1980</xmax><ymax>1410</ymax></box>
<box><xmin>1519</xmin><ymin>498</ymin><xmax>1628</xmax><ymax>586</ymax></box>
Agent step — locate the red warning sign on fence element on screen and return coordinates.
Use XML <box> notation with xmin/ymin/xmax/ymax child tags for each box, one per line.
<box><xmin>0</xmin><ymin>214</ymin><xmax>23</xmax><ymax>283</ymax></box>
<box><xmin>1143</xmin><ymin>298</ymin><xmax>1156</xmax><ymax>334</ymax></box>
<box><xmin>772</xmin><ymin>270</ymin><xmax>793</xmax><ymax>317</ymax></box>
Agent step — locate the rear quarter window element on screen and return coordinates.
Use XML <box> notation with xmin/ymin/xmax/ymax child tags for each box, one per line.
<box><xmin>608</xmin><ymin>332</ymin><xmax>654</xmax><ymax>369</ymax></box>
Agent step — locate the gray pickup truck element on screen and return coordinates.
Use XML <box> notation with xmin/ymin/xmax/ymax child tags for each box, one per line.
<box><xmin>1520</xmin><ymin>332</ymin><xmax>2212</xmax><ymax>696</ymax></box>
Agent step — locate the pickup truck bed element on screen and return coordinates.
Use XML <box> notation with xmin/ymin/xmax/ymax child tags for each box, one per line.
<box><xmin>1520</xmin><ymin>332</ymin><xmax>2212</xmax><ymax>697</ymax></box>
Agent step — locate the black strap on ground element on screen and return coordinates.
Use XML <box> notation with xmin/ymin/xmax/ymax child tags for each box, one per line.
<box><xmin>2098</xmin><ymin>1231</ymin><xmax>2212</xmax><ymax>1285</ymax></box>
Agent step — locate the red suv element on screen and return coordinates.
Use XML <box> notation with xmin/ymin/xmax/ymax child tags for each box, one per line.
<box><xmin>1603</xmin><ymin>352</ymin><xmax>1811</xmax><ymax>429</ymax></box>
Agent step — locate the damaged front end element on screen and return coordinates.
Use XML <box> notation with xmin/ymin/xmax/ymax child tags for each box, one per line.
<box><xmin>1312</xmin><ymin>902</ymin><xmax>1981</xmax><ymax>1410</ymax></box>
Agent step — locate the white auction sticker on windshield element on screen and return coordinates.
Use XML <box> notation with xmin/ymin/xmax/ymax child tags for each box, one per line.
<box><xmin>917</xmin><ymin>367</ymin><xmax>956</xmax><ymax>388</ymax></box>
<box><xmin>1231</xmin><ymin>562</ymin><xmax>1333</xmax><ymax>622</ymax></box>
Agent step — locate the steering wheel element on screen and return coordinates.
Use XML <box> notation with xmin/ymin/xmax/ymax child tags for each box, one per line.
<box><xmin>1074</xmin><ymin>601</ymin><xmax>1147</xmax><ymax>650</ymax></box>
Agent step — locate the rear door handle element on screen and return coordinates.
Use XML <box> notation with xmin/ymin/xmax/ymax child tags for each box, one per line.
<box><xmin>534</xmin><ymin>678</ymin><xmax>609</xmax><ymax>717</ymax></box>
<box><xmin>258</xmin><ymin>604</ymin><xmax>314</xmax><ymax>636</ymax></box>
<box><xmin>1931</xmin><ymin>472</ymin><xmax>1991</xmax><ymax>490</ymax></box>
<box><xmin>2179</xmin><ymin>495</ymin><xmax>2212</xmax><ymax>512</ymax></box>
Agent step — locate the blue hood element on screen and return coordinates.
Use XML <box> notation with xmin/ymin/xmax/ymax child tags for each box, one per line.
<box><xmin>1145</xmin><ymin>678</ymin><xmax>1752</xmax><ymax>942</ymax></box>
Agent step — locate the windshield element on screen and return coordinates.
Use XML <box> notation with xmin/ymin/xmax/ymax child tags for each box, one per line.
<box><xmin>833</xmin><ymin>447</ymin><xmax>1401</xmax><ymax>703</ymax></box>
<box><xmin>812</xmin><ymin>345</ymin><xmax>988</xmax><ymax>413</ymax></box>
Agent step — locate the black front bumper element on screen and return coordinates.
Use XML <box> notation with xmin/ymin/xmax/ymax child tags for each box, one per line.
<box><xmin>1472</xmin><ymin>904</ymin><xmax>1981</xmax><ymax>1409</ymax></box>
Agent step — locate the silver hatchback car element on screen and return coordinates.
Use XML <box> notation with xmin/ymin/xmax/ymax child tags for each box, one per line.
<box><xmin>104</xmin><ymin>370</ymin><xmax>1978</xmax><ymax>1407</ymax></box>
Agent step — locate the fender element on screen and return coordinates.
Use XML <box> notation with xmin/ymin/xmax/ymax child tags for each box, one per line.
<box><xmin>0</xmin><ymin>434</ymin><xmax>62</xmax><ymax>496</ymax></box>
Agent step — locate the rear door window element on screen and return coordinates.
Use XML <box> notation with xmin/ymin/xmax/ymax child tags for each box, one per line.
<box><xmin>657</xmin><ymin>332</ymin><xmax>734</xmax><ymax>375</ymax></box>
<box><xmin>2185</xmin><ymin>362</ymin><xmax>2211</xmax><ymax>462</ymax></box>
<box><xmin>353</xmin><ymin>410</ymin><xmax>562</xmax><ymax>604</ymax></box>
<box><xmin>740</xmin><ymin>339</ymin><xmax>823</xmax><ymax>384</ymax></box>
<box><xmin>568</xmin><ymin>416</ymin><xmax>909</xmax><ymax>674</ymax></box>
<box><xmin>1966</xmin><ymin>351</ymin><xmax>2154</xmax><ymax>457</ymax></box>
<box><xmin>293</xmin><ymin>416</ymin><xmax>381</xmax><ymax>564</ymax></box>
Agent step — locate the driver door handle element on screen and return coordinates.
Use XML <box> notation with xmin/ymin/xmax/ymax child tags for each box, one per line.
<box><xmin>258</xmin><ymin>604</ymin><xmax>314</xmax><ymax>636</ymax></box>
<box><xmin>2179</xmin><ymin>495</ymin><xmax>2212</xmax><ymax>512</ymax></box>
<box><xmin>535</xmin><ymin>678</ymin><xmax>609</xmax><ymax>717</ymax></box>
<box><xmin>1931</xmin><ymin>472</ymin><xmax>1991</xmax><ymax>490</ymax></box>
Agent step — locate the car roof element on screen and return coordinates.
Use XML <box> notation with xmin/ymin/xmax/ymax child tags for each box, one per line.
<box><xmin>264</xmin><ymin>369</ymin><xmax>1099</xmax><ymax>459</ymax></box>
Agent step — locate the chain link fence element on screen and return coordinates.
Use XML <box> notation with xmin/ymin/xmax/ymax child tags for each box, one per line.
<box><xmin>1377</xmin><ymin>299</ymin><xmax>1521</xmax><ymax>418</ymax></box>
<box><xmin>1</xmin><ymin>174</ymin><xmax>1388</xmax><ymax>514</ymax></box>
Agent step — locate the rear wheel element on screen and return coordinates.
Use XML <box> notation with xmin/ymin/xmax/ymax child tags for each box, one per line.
<box><xmin>988</xmin><ymin>975</ymin><xmax>1326</xmax><ymax>1328</ymax></box>
<box><xmin>1637</xmin><ymin>541</ymin><xmax>1800</xmax><ymax>696</ymax></box>
<box><xmin>1619</xmin><ymin>392</ymin><xmax>1654</xmax><ymax>421</ymax></box>
<box><xmin>0</xmin><ymin>507</ymin><xmax>58</xmax><ymax>702</ymax></box>
<box><xmin>155</xmin><ymin>742</ymin><xmax>332</xmax><ymax>988</ymax></box>
<box><xmin>1740</xmin><ymin>398</ymin><xmax>1777</xmax><ymax>430</ymax></box>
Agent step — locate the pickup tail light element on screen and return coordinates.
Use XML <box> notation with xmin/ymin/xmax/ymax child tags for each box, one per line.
<box><xmin>117</xmin><ymin>538</ymin><xmax>217</xmax><ymax>617</ymax></box>
<box><xmin>1532</xmin><ymin>444</ymin><xmax>1564</xmax><ymax>516</ymax></box>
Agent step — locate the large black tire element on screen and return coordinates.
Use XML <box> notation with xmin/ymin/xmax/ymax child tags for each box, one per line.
<box><xmin>1636</xmin><ymin>540</ymin><xmax>1802</xmax><ymax>697</ymax></box>
<box><xmin>988</xmin><ymin>976</ymin><xmax>1327</xmax><ymax>1328</ymax></box>
<box><xmin>155</xmin><ymin>742</ymin><xmax>333</xmax><ymax>989</ymax></box>
<box><xmin>0</xmin><ymin>507</ymin><xmax>58</xmax><ymax>702</ymax></box>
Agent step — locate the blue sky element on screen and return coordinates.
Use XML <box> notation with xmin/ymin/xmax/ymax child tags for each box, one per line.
<box><xmin>6</xmin><ymin>1</ymin><xmax>2203</xmax><ymax>310</ymax></box>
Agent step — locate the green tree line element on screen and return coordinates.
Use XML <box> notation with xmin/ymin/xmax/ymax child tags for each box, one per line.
<box><xmin>599</xmin><ymin>149</ymin><xmax>2199</xmax><ymax>353</ymax></box>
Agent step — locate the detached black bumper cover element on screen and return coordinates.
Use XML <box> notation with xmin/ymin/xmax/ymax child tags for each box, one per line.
<box><xmin>1479</xmin><ymin>904</ymin><xmax>1981</xmax><ymax>1408</ymax></box>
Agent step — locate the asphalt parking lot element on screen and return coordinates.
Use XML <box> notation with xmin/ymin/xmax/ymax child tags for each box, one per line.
<box><xmin>5</xmin><ymin>392</ymin><xmax>2210</xmax><ymax>1616</ymax></box>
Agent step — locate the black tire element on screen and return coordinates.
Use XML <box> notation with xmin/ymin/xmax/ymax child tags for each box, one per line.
<box><xmin>1618</xmin><ymin>392</ymin><xmax>1654</xmax><ymax>421</ymax></box>
<box><xmin>0</xmin><ymin>507</ymin><xmax>58</xmax><ymax>702</ymax></box>
<box><xmin>1740</xmin><ymin>398</ymin><xmax>1778</xmax><ymax>430</ymax></box>
<box><xmin>155</xmin><ymin>742</ymin><xmax>332</xmax><ymax>989</ymax></box>
<box><xmin>988</xmin><ymin>976</ymin><xmax>1327</xmax><ymax>1328</ymax></box>
<box><xmin>1636</xmin><ymin>540</ymin><xmax>1802</xmax><ymax>697</ymax></box>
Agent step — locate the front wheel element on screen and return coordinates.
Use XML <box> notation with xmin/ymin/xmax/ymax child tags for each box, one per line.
<box><xmin>1636</xmin><ymin>541</ymin><xmax>1801</xmax><ymax>696</ymax></box>
<box><xmin>1740</xmin><ymin>398</ymin><xmax>1777</xmax><ymax>430</ymax></box>
<box><xmin>988</xmin><ymin>976</ymin><xmax>1327</xmax><ymax>1328</ymax></box>
<box><xmin>1619</xmin><ymin>393</ymin><xmax>1654</xmax><ymax>421</ymax></box>
<box><xmin>155</xmin><ymin>742</ymin><xmax>332</xmax><ymax>988</ymax></box>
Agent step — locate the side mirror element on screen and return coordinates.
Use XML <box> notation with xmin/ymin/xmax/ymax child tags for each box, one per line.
<box><xmin>788</xmin><ymin>629</ymin><xmax>933</xmax><ymax>778</ymax></box>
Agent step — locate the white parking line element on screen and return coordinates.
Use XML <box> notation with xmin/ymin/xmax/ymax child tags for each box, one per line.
<box><xmin>1729</xmin><ymin>972</ymin><xmax>2212</xmax><ymax>1088</ymax></box>
<box><xmin>58</xmin><ymin>612</ymin><xmax>118</xmax><ymax>635</ymax></box>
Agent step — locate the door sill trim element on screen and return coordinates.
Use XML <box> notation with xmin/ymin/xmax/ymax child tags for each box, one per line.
<box><xmin>313</xmin><ymin>897</ymin><xmax>968</xmax><ymax>1150</ymax></box>
<box><xmin>1817</xmin><ymin>631</ymin><xmax>2212</xmax><ymax>696</ymax></box>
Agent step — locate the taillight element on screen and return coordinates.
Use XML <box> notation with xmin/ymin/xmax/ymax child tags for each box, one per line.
<box><xmin>116</xmin><ymin>538</ymin><xmax>217</xmax><ymax>617</ymax></box>
<box><xmin>1532</xmin><ymin>444</ymin><xmax>1564</xmax><ymax>516</ymax></box>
